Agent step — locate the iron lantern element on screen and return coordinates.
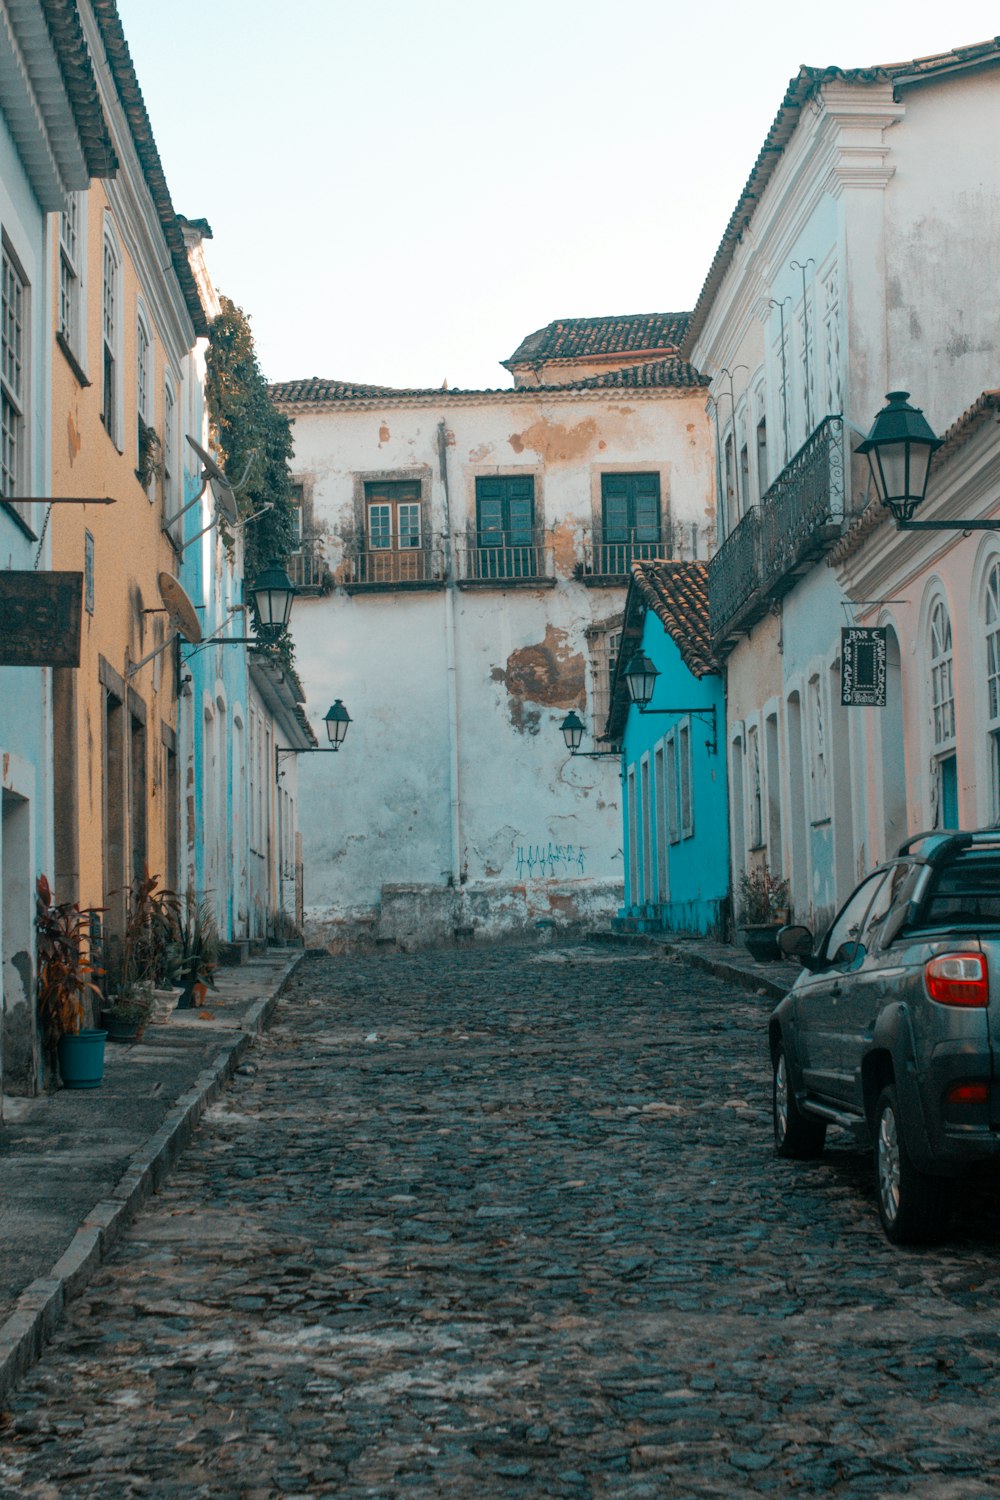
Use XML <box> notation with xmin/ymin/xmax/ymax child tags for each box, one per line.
<box><xmin>560</xmin><ymin>710</ymin><xmax>585</xmax><ymax>752</ymax></box>
<box><xmin>324</xmin><ymin>699</ymin><xmax>352</xmax><ymax>749</ymax></box>
<box><xmin>623</xmin><ymin>652</ymin><xmax>660</xmax><ymax>708</ymax></box>
<box><xmin>249</xmin><ymin>559</ymin><xmax>296</xmax><ymax>635</ymax></box>
<box><xmin>855</xmin><ymin>391</ymin><xmax>943</xmax><ymax>524</ymax></box>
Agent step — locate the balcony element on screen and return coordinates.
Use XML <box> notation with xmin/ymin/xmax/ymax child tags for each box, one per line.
<box><xmin>343</xmin><ymin>542</ymin><xmax>445</xmax><ymax>592</ymax></box>
<box><xmin>708</xmin><ymin>415</ymin><xmax>847</xmax><ymax>651</ymax></box>
<box><xmin>708</xmin><ymin>507</ymin><xmax>762</xmax><ymax>642</ymax></box>
<box><xmin>758</xmin><ymin>416</ymin><xmax>845</xmax><ymax>596</ymax></box>
<box><xmin>456</xmin><ymin>529</ymin><xmax>554</xmax><ymax>588</ymax></box>
<box><xmin>287</xmin><ymin>536</ymin><xmax>330</xmax><ymax>594</ymax></box>
<box><xmin>579</xmin><ymin>534</ymin><xmax>665</xmax><ymax>583</ymax></box>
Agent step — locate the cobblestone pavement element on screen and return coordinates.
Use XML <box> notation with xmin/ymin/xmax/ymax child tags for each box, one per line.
<box><xmin>4</xmin><ymin>942</ymin><xmax>1000</xmax><ymax>1498</ymax></box>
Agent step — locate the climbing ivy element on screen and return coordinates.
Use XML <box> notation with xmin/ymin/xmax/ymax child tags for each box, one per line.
<box><xmin>205</xmin><ymin>296</ymin><xmax>297</xmax><ymax>667</ymax></box>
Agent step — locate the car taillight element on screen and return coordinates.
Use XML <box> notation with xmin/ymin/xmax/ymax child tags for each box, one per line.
<box><xmin>925</xmin><ymin>952</ymin><xmax>989</xmax><ymax>1007</ymax></box>
<box><xmin>946</xmin><ymin>1081</ymin><xmax>989</xmax><ymax>1105</ymax></box>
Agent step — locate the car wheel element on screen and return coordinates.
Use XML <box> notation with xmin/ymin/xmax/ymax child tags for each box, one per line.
<box><xmin>773</xmin><ymin>1041</ymin><xmax>827</xmax><ymax>1159</ymax></box>
<box><xmin>874</xmin><ymin>1084</ymin><xmax>953</xmax><ymax>1245</ymax></box>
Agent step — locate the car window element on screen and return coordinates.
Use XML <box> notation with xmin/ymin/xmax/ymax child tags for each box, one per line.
<box><xmin>860</xmin><ymin>863</ymin><xmax>911</xmax><ymax>952</ymax></box>
<box><xmin>916</xmin><ymin>852</ymin><xmax>1000</xmax><ymax>929</ymax></box>
<box><xmin>823</xmin><ymin>872</ymin><xmax>889</xmax><ymax>964</ymax></box>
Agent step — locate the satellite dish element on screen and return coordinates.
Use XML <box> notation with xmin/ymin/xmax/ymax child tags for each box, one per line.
<box><xmin>210</xmin><ymin>476</ymin><xmax>239</xmax><ymax>526</ymax></box>
<box><xmin>158</xmin><ymin>572</ymin><xmax>203</xmax><ymax>643</ymax></box>
<box><xmin>187</xmin><ymin>435</ymin><xmax>232</xmax><ymax>491</ymax></box>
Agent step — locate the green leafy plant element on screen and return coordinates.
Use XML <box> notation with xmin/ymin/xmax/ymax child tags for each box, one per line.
<box><xmin>737</xmin><ymin>865</ymin><xmax>790</xmax><ymax>926</ymax></box>
<box><xmin>204</xmin><ymin>296</ymin><xmax>299</xmax><ymax>671</ymax></box>
<box><xmin>35</xmin><ymin>875</ymin><xmax>105</xmax><ymax>1068</ymax></box>
<box><xmin>113</xmin><ymin>869</ymin><xmax>181</xmax><ymax>995</ymax></box>
<box><xmin>136</xmin><ymin>420</ymin><xmax>163</xmax><ymax>489</ymax></box>
<box><xmin>168</xmin><ymin>888</ymin><xmax>220</xmax><ymax>1008</ymax></box>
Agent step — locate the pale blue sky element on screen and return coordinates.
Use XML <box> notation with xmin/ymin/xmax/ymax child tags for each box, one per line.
<box><xmin>116</xmin><ymin>0</ymin><xmax>1000</xmax><ymax>390</ymax></box>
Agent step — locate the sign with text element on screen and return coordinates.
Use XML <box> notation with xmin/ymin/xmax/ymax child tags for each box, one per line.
<box><xmin>0</xmin><ymin>571</ymin><xmax>83</xmax><ymax>666</ymax></box>
<box><xmin>842</xmin><ymin>626</ymin><xmax>887</xmax><ymax>707</ymax></box>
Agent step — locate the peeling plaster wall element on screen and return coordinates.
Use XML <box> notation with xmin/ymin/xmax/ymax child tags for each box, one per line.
<box><xmin>285</xmin><ymin>387</ymin><xmax>714</xmax><ymax>946</ymax></box>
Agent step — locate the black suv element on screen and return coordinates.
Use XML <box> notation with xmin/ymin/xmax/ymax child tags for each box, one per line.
<box><xmin>770</xmin><ymin>831</ymin><xmax>1000</xmax><ymax>1244</ymax></box>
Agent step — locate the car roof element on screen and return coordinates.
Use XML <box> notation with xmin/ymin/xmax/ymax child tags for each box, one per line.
<box><xmin>895</xmin><ymin>830</ymin><xmax>1000</xmax><ymax>864</ymax></box>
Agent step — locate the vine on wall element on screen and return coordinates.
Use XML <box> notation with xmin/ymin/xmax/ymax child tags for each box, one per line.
<box><xmin>205</xmin><ymin>296</ymin><xmax>298</xmax><ymax>668</ymax></box>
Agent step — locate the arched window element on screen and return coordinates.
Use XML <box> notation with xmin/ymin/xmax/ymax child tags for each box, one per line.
<box><xmin>929</xmin><ymin>600</ymin><xmax>955</xmax><ymax>747</ymax></box>
<box><xmin>985</xmin><ymin>560</ymin><xmax>1000</xmax><ymax>820</ymax></box>
<box><xmin>929</xmin><ymin>598</ymin><xmax>957</xmax><ymax>826</ymax></box>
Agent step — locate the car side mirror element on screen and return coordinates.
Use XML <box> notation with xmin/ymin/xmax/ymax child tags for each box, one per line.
<box><xmin>778</xmin><ymin>924</ymin><xmax>814</xmax><ymax>963</ymax></box>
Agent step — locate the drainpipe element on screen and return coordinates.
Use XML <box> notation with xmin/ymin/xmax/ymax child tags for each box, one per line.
<box><xmin>437</xmin><ymin>420</ymin><xmax>463</xmax><ymax>896</ymax></box>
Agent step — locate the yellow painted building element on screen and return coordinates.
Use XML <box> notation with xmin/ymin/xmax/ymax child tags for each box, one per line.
<box><xmin>49</xmin><ymin>3</ymin><xmax>207</xmax><ymax>947</ymax></box>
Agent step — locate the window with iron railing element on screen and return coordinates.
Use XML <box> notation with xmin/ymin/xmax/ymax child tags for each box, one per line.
<box><xmin>357</xmin><ymin>479</ymin><xmax>428</xmax><ymax>582</ymax></box>
<box><xmin>469</xmin><ymin>475</ymin><xmax>543</xmax><ymax>580</ymax></box>
<box><xmin>595</xmin><ymin>473</ymin><xmax>662</xmax><ymax>574</ymax></box>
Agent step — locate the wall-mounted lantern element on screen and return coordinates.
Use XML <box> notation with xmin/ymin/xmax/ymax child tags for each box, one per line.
<box><xmin>276</xmin><ymin>700</ymin><xmax>353</xmax><ymax>781</ymax></box>
<box><xmin>558</xmin><ymin>710</ymin><xmax>619</xmax><ymax>760</ymax></box>
<box><xmin>620</xmin><ymin>652</ymin><xmax>718</xmax><ymax>754</ymax></box>
<box><xmin>250</xmin><ymin>559</ymin><xmax>296</xmax><ymax>636</ymax></box>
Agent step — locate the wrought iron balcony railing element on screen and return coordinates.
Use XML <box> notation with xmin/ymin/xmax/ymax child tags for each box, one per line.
<box><xmin>708</xmin><ymin>415</ymin><xmax>848</xmax><ymax>647</ymax></box>
<box><xmin>708</xmin><ymin>506</ymin><xmax>761</xmax><ymax>640</ymax></box>
<box><xmin>347</xmin><ymin>545</ymin><xmax>444</xmax><ymax>586</ymax></box>
<box><xmin>287</xmin><ymin>536</ymin><xmax>330</xmax><ymax>593</ymax></box>
<box><xmin>581</xmin><ymin>534</ymin><xmax>665</xmax><ymax>578</ymax></box>
<box><xmin>758</xmin><ymin>415</ymin><xmax>845</xmax><ymax>595</ymax></box>
<box><xmin>457</xmin><ymin>528</ymin><xmax>552</xmax><ymax>584</ymax></box>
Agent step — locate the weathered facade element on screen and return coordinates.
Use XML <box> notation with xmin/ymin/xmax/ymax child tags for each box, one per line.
<box><xmin>271</xmin><ymin>316</ymin><xmax>716</xmax><ymax>947</ymax></box>
<box><xmin>686</xmin><ymin>38</ymin><xmax>1000</xmax><ymax>936</ymax></box>
<box><xmin>0</xmin><ymin>0</ymin><xmax>115</xmax><ymax>1094</ymax></box>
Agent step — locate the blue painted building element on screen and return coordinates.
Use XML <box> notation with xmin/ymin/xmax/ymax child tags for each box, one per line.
<box><xmin>609</xmin><ymin>562</ymin><xmax>728</xmax><ymax>936</ymax></box>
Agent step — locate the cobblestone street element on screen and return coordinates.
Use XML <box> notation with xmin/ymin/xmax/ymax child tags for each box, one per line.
<box><xmin>4</xmin><ymin>941</ymin><xmax>1000</xmax><ymax>1498</ymax></box>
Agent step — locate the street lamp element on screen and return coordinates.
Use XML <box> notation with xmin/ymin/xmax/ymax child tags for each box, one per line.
<box><xmin>558</xmin><ymin>711</ymin><xmax>619</xmax><ymax>759</ymax></box>
<box><xmin>620</xmin><ymin>652</ymin><xmax>718</xmax><ymax>753</ymax></box>
<box><xmin>855</xmin><ymin>391</ymin><xmax>943</xmax><ymax>523</ymax></box>
<box><xmin>249</xmin><ymin>559</ymin><xmax>296</xmax><ymax>635</ymax></box>
<box><xmin>276</xmin><ymin>700</ymin><xmax>353</xmax><ymax>780</ymax></box>
<box><xmin>323</xmin><ymin>699</ymin><xmax>352</xmax><ymax>748</ymax></box>
<box><xmin>623</xmin><ymin>652</ymin><xmax>660</xmax><ymax>708</ymax></box>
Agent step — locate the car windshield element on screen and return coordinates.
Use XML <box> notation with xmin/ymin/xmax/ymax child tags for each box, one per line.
<box><xmin>911</xmin><ymin>852</ymin><xmax>1000</xmax><ymax>930</ymax></box>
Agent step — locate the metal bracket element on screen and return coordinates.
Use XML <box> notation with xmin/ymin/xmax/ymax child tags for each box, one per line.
<box><xmin>637</xmin><ymin>704</ymin><xmax>718</xmax><ymax>755</ymax></box>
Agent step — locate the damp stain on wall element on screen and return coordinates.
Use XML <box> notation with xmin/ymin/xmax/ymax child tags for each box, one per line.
<box><xmin>491</xmin><ymin>623</ymin><xmax>585</xmax><ymax>734</ymax></box>
<box><xmin>508</xmin><ymin>415</ymin><xmax>600</xmax><ymax>463</ymax></box>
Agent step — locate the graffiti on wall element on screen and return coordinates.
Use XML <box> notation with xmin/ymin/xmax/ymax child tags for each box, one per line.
<box><xmin>515</xmin><ymin>842</ymin><xmax>587</xmax><ymax>879</ymax></box>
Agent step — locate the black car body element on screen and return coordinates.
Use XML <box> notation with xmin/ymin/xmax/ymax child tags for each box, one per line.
<box><xmin>769</xmin><ymin>830</ymin><xmax>1000</xmax><ymax>1243</ymax></box>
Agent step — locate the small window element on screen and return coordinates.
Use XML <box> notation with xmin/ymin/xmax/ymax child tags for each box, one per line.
<box><xmin>473</xmin><ymin>475</ymin><xmax>537</xmax><ymax>580</ymax></box>
<box><xmin>162</xmin><ymin>378</ymin><xmax>176</xmax><ymax>516</ymax></box>
<box><xmin>756</xmin><ymin>418</ymin><xmax>768</xmax><ymax>497</ymax></box>
<box><xmin>929</xmin><ymin>600</ymin><xmax>955</xmax><ymax>749</ymax></box>
<box><xmin>101</xmin><ymin>230</ymin><xmax>119</xmax><ymax>440</ymax></box>
<box><xmin>599</xmin><ymin>473</ymin><xmax>661</xmax><ymax>572</ymax></box>
<box><xmin>1</xmin><ymin>240</ymin><xmax>28</xmax><ymax>518</ymax></box>
<box><xmin>363</xmin><ymin>480</ymin><xmax>425</xmax><ymax>583</ymax></box>
<box><xmin>665</xmin><ymin>730</ymin><xmax>680</xmax><ymax>844</ymax></box>
<box><xmin>59</xmin><ymin>194</ymin><xmax>82</xmax><ymax>356</ymax></box>
<box><xmin>679</xmin><ymin>720</ymin><xmax>693</xmax><ymax>838</ymax></box>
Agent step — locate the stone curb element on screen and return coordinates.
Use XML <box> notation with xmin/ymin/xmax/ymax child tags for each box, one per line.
<box><xmin>0</xmin><ymin>952</ymin><xmax>303</xmax><ymax>1405</ymax></box>
<box><xmin>592</xmin><ymin>930</ymin><xmax>793</xmax><ymax>1003</ymax></box>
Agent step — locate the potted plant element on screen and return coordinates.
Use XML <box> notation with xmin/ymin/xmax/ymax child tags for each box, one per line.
<box><xmin>168</xmin><ymin>888</ymin><xmax>219</xmax><ymax>1010</ymax></box>
<box><xmin>737</xmin><ymin>865</ymin><xmax>790</xmax><ymax>962</ymax></box>
<box><xmin>103</xmin><ymin>869</ymin><xmax>180</xmax><ymax>1040</ymax></box>
<box><xmin>35</xmin><ymin>875</ymin><xmax>107</xmax><ymax>1088</ymax></box>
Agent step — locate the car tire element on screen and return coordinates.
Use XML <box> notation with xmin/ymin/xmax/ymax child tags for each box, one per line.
<box><xmin>874</xmin><ymin>1084</ymin><xmax>954</xmax><ymax>1245</ymax></box>
<box><xmin>773</xmin><ymin>1041</ymin><xmax>827</xmax><ymax>1159</ymax></box>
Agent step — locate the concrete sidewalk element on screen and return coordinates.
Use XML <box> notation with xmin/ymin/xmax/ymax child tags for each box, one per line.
<box><xmin>0</xmin><ymin>947</ymin><xmax>303</xmax><ymax>1403</ymax></box>
<box><xmin>592</xmin><ymin>928</ymin><xmax>801</xmax><ymax>1000</ymax></box>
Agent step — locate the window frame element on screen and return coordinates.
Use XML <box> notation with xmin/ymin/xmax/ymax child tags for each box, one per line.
<box><xmin>0</xmin><ymin>236</ymin><xmax>29</xmax><ymax>523</ymax></box>
<box><xmin>101</xmin><ymin>222</ymin><xmax>123</xmax><ymax>448</ymax></box>
<box><xmin>58</xmin><ymin>191</ymin><xmax>85</xmax><ymax>366</ymax></box>
<box><xmin>679</xmin><ymin>718</ymin><xmax>694</xmax><ymax>839</ymax></box>
<box><xmin>162</xmin><ymin>373</ymin><xmax>177</xmax><ymax>518</ymax></box>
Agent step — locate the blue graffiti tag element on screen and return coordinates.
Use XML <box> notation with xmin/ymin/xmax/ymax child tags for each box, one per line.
<box><xmin>515</xmin><ymin>842</ymin><xmax>587</xmax><ymax>879</ymax></box>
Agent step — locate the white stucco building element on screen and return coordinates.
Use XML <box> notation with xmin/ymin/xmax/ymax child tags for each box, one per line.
<box><xmin>685</xmin><ymin>37</ymin><xmax>1000</xmax><ymax>935</ymax></box>
<box><xmin>271</xmin><ymin>315</ymin><xmax>715</xmax><ymax>947</ymax></box>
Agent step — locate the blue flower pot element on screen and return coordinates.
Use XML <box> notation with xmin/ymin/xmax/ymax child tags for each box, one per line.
<box><xmin>57</xmin><ymin>1029</ymin><xmax>107</xmax><ymax>1089</ymax></box>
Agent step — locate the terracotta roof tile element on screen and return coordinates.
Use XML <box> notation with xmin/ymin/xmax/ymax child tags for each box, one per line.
<box><xmin>270</xmin><ymin>357</ymin><xmax>707</xmax><ymax>408</ymax></box>
<box><xmin>683</xmin><ymin>38</ymin><xmax>1000</xmax><ymax>358</ymax></box>
<box><xmin>505</xmin><ymin>312</ymin><xmax>691</xmax><ymax>370</ymax></box>
<box><xmin>91</xmin><ymin>1</ymin><xmax>208</xmax><ymax>337</ymax></box>
<box><xmin>40</xmin><ymin>0</ymin><xmax>117</xmax><ymax>177</ymax></box>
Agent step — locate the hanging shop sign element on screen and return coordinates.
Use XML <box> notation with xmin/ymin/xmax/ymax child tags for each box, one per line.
<box><xmin>841</xmin><ymin>626</ymin><xmax>887</xmax><ymax>707</ymax></box>
<box><xmin>0</xmin><ymin>571</ymin><xmax>83</xmax><ymax>666</ymax></box>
